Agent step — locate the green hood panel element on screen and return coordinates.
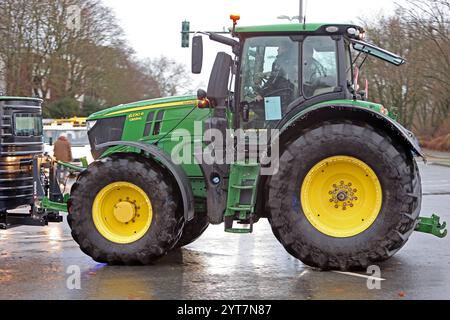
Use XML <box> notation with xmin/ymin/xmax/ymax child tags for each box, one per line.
<box><xmin>88</xmin><ymin>95</ymin><xmax>197</xmax><ymax>120</ymax></box>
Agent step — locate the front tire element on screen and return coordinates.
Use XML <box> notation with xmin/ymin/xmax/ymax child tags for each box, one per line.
<box><xmin>68</xmin><ymin>154</ymin><xmax>184</xmax><ymax>265</ymax></box>
<box><xmin>268</xmin><ymin>121</ymin><xmax>421</xmax><ymax>270</ymax></box>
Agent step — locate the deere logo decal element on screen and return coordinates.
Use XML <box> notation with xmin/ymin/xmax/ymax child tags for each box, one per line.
<box><xmin>128</xmin><ymin>112</ymin><xmax>144</xmax><ymax>122</ymax></box>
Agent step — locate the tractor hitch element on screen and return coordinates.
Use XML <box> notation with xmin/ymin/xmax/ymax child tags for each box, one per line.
<box><xmin>56</xmin><ymin>159</ymin><xmax>87</xmax><ymax>172</ymax></box>
<box><xmin>415</xmin><ymin>214</ymin><xmax>447</xmax><ymax>238</ymax></box>
<box><xmin>39</xmin><ymin>195</ymin><xmax>69</xmax><ymax>213</ymax></box>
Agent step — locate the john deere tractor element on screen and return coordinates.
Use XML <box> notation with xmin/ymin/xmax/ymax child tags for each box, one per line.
<box><xmin>2</xmin><ymin>18</ymin><xmax>446</xmax><ymax>270</ymax></box>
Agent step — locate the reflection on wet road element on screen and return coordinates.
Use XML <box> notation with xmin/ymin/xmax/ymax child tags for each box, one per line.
<box><xmin>0</xmin><ymin>163</ymin><xmax>449</xmax><ymax>300</ymax></box>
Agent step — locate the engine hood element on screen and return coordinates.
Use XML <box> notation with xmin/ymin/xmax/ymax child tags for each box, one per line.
<box><xmin>87</xmin><ymin>95</ymin><xmax>197</xmax><ymax>120</ymax></box>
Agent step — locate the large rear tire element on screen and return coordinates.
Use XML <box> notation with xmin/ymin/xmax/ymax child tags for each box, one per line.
<box><xmin>267</xmin><ymin>121</ymin><xmax>421</xmax><ymax>270</ymax></box>
<box><xmin>68</xmin><ymin>154</ymin><xmax>184</xmax><ymax>265</ymax></box>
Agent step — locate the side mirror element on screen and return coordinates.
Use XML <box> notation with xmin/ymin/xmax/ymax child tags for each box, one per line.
<box><xmin>207</xmin><ymin>52</ymin><xmax>232</xmax><ymax>103</ymax></box>
<box><xmin>192</xmin><ymin>36</ymin><xmax>203</xmax><ymax>74</ymax></box>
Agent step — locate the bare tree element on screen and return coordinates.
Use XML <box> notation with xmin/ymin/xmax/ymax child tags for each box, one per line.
<box><xmin>0</xmin><ymin>0</ymin><xmax>194</xmax><ymax>117</ymax></box>
<box><xmin>0</xmin><ymin>1</ymin><xmax>140</xmax><ymax>103</ymax></box>
<box><xmin>360</xmin><ymin>0</ymin><xmax>449</xmax><ymax>137</ymax></box>
<box><xmin>140</xmin><ymin>56</ymin><xmax>192</xmax><ymax>98</ymax></box>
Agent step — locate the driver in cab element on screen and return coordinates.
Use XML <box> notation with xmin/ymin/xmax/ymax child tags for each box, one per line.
<box><xmin>255</xmin><ymin>41</ymin><xmax>297</xmax><ymax>109</ymax></box>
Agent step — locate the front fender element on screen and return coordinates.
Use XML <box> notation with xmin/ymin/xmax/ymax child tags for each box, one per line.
<box><xmin>279</xmin><ymin>103</ymin><xmax>424</xmax><ymax>158</ymax></box>
<box><xmin>95</xmin><ymin>141</ymin><xmax>195</xmax><ymax>221</ymax></box>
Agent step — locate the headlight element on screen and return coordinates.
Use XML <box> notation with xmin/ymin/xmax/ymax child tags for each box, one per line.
<box><xmin>347</xmin><ymin>27</ymin><xmax>358</xmax><ymax>36</ymax></box>
<box><xmin>86</xmin><ymin>120</ymin><xmax>97</xmax><ymax>131</ymax></box>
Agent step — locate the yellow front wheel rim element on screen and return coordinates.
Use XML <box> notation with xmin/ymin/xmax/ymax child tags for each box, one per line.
<box><xmin>301</xmin><ymin>156</ymin><xmax>382</xmax><ymax>238</ymax></box>
<box><xmin>93</xmin><ymin>182</ymin><xmax>153</xmax><ymax>244</ymax></box>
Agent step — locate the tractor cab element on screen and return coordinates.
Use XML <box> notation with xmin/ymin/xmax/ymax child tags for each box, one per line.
<box><xmin>193</xmin><ymin>22</ymin><xmax>405</xmax><ymax>130</ymax></box>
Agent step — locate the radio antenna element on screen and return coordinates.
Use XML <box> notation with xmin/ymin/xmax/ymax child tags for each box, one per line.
<box><xmin>301</xmin><ymin>0</ymin><xmax>308</xmax><ymax>29</ymax></box>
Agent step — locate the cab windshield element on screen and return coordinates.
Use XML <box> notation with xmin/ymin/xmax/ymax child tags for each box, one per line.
<box><xmin>239</xmin><ymin>35</ymin><xmax>338</xmax><ymax>129</ymax></box>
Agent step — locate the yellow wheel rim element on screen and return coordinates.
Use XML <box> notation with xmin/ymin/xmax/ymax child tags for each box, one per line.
<box><xmin>93</xmin><ymin>182</ymin><xmax>153</xmax><ymax>244</ymax></box>
<box><xmin>301</xmin><ymin>156</ymin><xmax>382</xmax><ymax>238</ymax></box>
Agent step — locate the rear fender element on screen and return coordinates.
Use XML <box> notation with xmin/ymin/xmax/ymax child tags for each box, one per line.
<box><xmin>278</xmin><ymin>104</ymin><xmax>424</xmax><ymax>158</ymax></box>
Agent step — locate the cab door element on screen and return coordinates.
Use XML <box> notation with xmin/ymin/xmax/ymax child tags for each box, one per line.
<box><xmin>238</xmin><ymin>35</ymin><xmax>343</xmax><ymax>130</ymax></box>
<box><xmin>239</xmin><ymin>36</ymin><xmax>300</xmax><ymax>130</ymax></box>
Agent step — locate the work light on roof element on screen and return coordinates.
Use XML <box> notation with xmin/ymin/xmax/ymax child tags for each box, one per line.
<box><xmin>326</xmin><ymin>26</ymin><xmax>339</xmax><ymax>33</ymax></box>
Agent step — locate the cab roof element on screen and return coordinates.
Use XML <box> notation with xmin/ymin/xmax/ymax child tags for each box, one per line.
<box><xmin>234</xmin><ymin>23</ymin><xmax>364</xmax><ymax>35</ymax></box>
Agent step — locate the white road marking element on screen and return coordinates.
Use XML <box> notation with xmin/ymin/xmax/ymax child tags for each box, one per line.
<box><xmin>299</xmin><ymin>270</ymin><xmax>309</xmax><ymax>278</ymax></box>
<box><xmin>333</xmin><ymin>271</ymin><xmax>386</xmax><ymax>281</ymax></box>
<box><xmin>186</xmin><ymin>249</ymin><xmax>233</xmax><ymax>257</ymax></box>
<box><xmin>10</xmin><ymin>235</ymin><xmax>73</xmax><ymax>241</ymax></box>
<box><xmin>21</xmin><ymin>235</ymin><xmax>48</xmax><ymax>239</ymax></box>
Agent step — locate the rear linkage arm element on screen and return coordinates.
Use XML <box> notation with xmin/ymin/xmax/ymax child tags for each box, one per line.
<box><xmin>415</xmin><ymin>214</ymin><xmax>447</xmax><ymax>238</ymax></box>
<box><xmin>37</xmin><ymin>157</ymin><xmax>88</xmax><ymax>213</ymax></box>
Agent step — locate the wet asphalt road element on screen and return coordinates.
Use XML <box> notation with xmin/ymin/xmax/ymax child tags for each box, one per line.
<box><xmin>0</xmin><ymin>162</ymin><xmax>449</xmax><ymax>300</ymax></box>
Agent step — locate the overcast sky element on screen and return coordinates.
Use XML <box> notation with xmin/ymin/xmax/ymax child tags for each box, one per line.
<box><xmin>102</xmin><ymin>0</ymin><xmax>403</xmax><ymax>89</ymax></box>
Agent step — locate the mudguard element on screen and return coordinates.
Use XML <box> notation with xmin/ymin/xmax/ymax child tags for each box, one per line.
<box><xmin>95</xmin><ymin>141</ymin><xmax>195</xmax><ymax>221</ymax></box>
<box><xmin>279</xmin><ymin>103</ymin><xmax>425</xmax><ymax>158</ymax></box>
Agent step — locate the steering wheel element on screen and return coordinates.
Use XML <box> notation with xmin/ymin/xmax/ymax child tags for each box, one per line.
<box><xmin>303</xmin><ymin>60</ymin><xmax>327</xmax><ymax>91</ymax></box>
<box><xmin>304</xmin><ymin>69</ymin><xmax>322</xmax><ymax>87</ymax></box>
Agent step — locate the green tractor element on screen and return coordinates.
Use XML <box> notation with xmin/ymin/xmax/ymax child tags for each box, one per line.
<box><xmin>8</xmin><ymin>18</ymin><xmax>446</xmax><ymax>270</ymax></box>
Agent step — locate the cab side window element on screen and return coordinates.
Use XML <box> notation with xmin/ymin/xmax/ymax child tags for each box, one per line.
<box><xmin>240</xmin><ymin>36</ymin><xmax>299</xmax><ymax>129</ymax></box>
<box><xmin>302</xmin><ymin>36</ymin><xmax>338</xmax><ymax>98</ymax></box>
